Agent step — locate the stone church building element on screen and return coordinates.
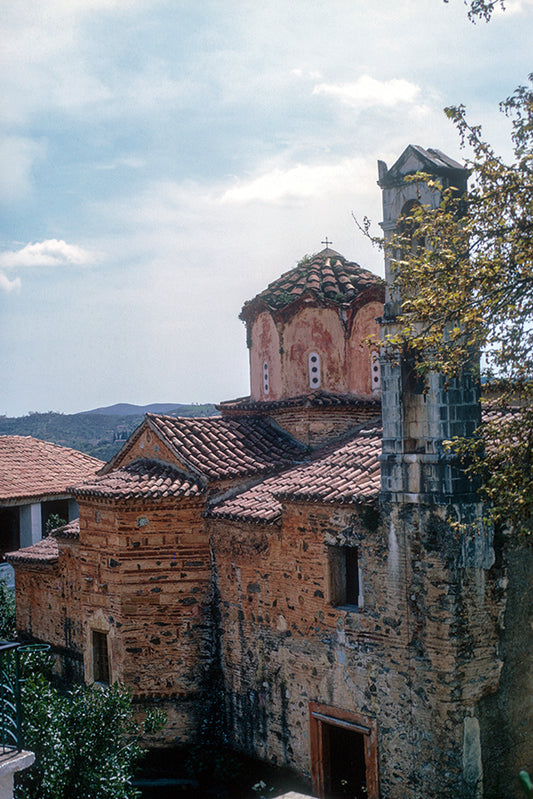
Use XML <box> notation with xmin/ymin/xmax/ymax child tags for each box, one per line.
<box><xmin>8</xmin><ymin>146</ymin><xmax>532</xmax><ymax>799</ymax></box>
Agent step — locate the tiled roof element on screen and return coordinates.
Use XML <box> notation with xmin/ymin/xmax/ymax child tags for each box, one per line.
<box><xmin>6</xmin><ymin>535</ymin><xmax>59</xmax><ymax>565</ymax></box>
<box><xmin>273</xmin><ymin>427</ymin><xmax>381</xmax><ymax>504</ymax></box>
<box><xmin>72</xmin><ymin>459</ymin><xmax>204</xmax><ymax>500</ymax></box>
<box><xmin>54</xmin><ymin>518</ymin><xmax>80</xmax><ymax>539</ymax></box>
<box><xmin>208</xmin><ymin>474</ymin><xmax>285</xmax><ymax>524</ymax></box>
<box><xmin>217</xmin><ymin>390</ymin><xmax>381</xmax><ymax>413</ymax></box>
<box><xmin>240</xmin><ymin>249</ymin><xmax>383</xmax><ymax>321</ymax></box>
<box><xmin>0</xmin><ymin>436</ymin><xmax>104</xmax><ymax>504</ymax></box>
<box><xmin>138</xmin><ymin>414</ymin><xmax>306</xmax><ymax>481</ymax></box>
<box><xmin>209</xmin><ymin>426</ymin><xmax>381</xmax><ymax>524</ymax></box>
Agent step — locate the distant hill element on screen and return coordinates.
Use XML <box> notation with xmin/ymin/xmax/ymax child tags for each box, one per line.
<box><xmin>0</xmin><ymin>403</ymin><xmax>219</xmax><ymax>462</ymax></box>
<box><xmin>81</xmin><ymin>402</ymin><xmax>207</xmax><ymax>416</ymax></box>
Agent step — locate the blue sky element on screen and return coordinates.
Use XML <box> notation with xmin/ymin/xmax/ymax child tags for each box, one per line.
<box><xmin>1</xmin><ymin>0</ymin><xmax>532</xmax><ymax>416</ymax></box>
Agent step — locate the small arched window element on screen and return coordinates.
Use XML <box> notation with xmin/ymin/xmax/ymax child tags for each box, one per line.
<box><xmin>371</xmin><ymin>351</ymin><xmax>381</xmax><ymax>394</ymax></box>
<box><xmin>308</xmin><ymin>352</ymin><xmax>321</xmax><ymax>389</ymax></box>
<box><xmin>263</xmin><ymin>361</ymin><xmax>269</xmax><ymax>396</ymax></box>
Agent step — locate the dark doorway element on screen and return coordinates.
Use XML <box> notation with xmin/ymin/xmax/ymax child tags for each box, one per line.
<box><xmin>326</xmin><ymin>724</ymin><xmax>366</xmax><ymax>799</ymax></box>
<box><xmin>309</xmin><ymin>702</ymin><xmax>379</xmax><ymax>799</ymax></box>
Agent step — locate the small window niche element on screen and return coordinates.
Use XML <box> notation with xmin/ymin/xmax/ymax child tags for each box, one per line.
<box><xmin>371</xmin><ymin>351</ymin><xmax>381</xmax><ymax>394</ymax></box>
<box><xmin>263</xmin><ymin>361</ymin><xmax>270</xmax><ymax>396</ymax></box>
<box><xmin>308</xmin><ymin>352</ymin><xmax>321</xmax><ymax>389</ymax></box>
<box><xmin>92</xmin><ymin>630</ymin><xmax>110</xmax><ymax>684</ymax></box>
<box><xmin>328</xmin><ymin>546</ymin><xmax>363</xmax><ymax>609</ymax></box>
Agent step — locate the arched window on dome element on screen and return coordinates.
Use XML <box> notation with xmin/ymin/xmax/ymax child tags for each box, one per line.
<box><xmin>308</xmin><ymin>352</ymin><xmax>321</xmax><ymax>390</ymax></box>
<box><xmin>263</xmin><ymin>361</ymin><xmax>270</xmax><ymax>396</ymax></box>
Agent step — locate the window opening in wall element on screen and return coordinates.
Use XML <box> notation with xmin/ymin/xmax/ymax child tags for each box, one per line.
<box><xmin>371</xmin><ymin>351</ymin><xmax>381</xmax><ymax>393</ymax></box>
<box><xmin>263</xmin><ymin>361</ymin><xmax>269</xmax><ymax>395</ymax></box>
<box><xmin>92</xmin><ymin>630</ymin><xmax>110</xmax><ymax>684</ymax></box>
<box><xmin>309</xmin><ymin>352</ymin><xmax>321</xmax><ymax>389</ymax></box>
<box><xmin>328</xmin><ymin>546</ymin><xmax>362</xmax><ymax>608</ymax></box>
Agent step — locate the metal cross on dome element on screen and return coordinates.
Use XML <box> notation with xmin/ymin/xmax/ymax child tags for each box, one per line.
<box><xmin>321</xmin><ymin>237</ymin><xmax>333</xmax><ymax>250</ymax></box>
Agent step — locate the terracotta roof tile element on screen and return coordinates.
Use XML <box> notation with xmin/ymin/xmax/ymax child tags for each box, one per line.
<box><xmin>142</xmin><ymin>415</ymin><xmax>306</xmax><ymax>480</ymax></box>
<box><xmin>0</xmin><ymin>436</ymin><xmax>104</xmax><ymax>504</ymax></box>
<box><xmin>73</xmin><ymin>459</ymin><xmax>204</xmax><ymax>500</ymax></box>
<box><xmin>6</xmin><ymin>535</ymin><xmax>59</xmax><ymax>565</ymax></box>
<box><xmin>208</xmin><ymin>475</ymin><xmax>283</xmax><ymax>524</ymax></box>
<box><xmin>54</xmin><ymin>519</ymin><xmax>80</xmax><ymax>539</ymax></box>
<box><xmin>209</xmin><ymin>425</ymin><xmax>382</xmax><ymax>524</ymax></box>
<box><xmin>239</xmin><ymin>249</ymin><xmax>383</xmax><ymax>321</ymax></box>
<box><xmin>217</xmin><ymin>391</ymin><xmax>381</xmax><ymax>414</ymax></box>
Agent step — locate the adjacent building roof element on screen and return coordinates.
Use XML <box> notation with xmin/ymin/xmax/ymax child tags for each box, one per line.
<box><xmin>0</xmin><ymin>436</ymin><xmax>104</xmax><ymax>505</ymax></box>
<box><xmin>73</xmin><ymin>458</ymin><xmax>204</xmax><ymax>500</ymax></box>
<box><xmin>239</xmin><ymin>249</ymin><xmax>383</xmax><ymax>322</ymax></box>
<box><xmin>7</xmin><ymin>534</ymin><xmax>59</xmax><ymax>565</ymax></box>
<box><xmin>209</xmin><ymin>425</ymin><xmax>382</xmax><ymax>524</ymax></box>
<box><xmin>106</xmin><ymin>414</ymin><xmax>307</xmax><ymax>482</ymax></box>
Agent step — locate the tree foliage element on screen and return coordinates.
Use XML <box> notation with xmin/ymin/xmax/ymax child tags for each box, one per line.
<box><xmin>0</xmin><ymin>578</ymin><xmax>16</xmax><ymax>639</ymax></box>
<box><xmin>378</xmin><ymin>76</ymin><xmax>533</xmax><ymax>537</ymax></box>
<box><xmin>443</xmin><ymin>0</ymin><xmax>505</xmax><ymax>22</ymax></box>
<box><xmin>16</xmin><ymin>661</ymin><xmax>164</xmax><ymax>799</ymax></box>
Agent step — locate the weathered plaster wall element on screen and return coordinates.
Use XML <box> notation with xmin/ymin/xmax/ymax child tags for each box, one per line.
<box><xmin>250</xmin><ymin>312</ymin><xmax>282</xmax><ymax>401</ymax></box>
<box><xmin>348</xmin><ymin>302</ymin><xmax>382</xmax><ymax>396</ymax></box>
<box><xmin>249</xmin><ymin>302</ymin><xmax>382</xmax><ymax>403</ymax></box>
<box><xmin>281</xmin><ymin>307</ymin><xmax>346</xmax><ymax>397</ymax></box>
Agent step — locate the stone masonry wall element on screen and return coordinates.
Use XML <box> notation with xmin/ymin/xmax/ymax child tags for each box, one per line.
<box><xmin>209</xmin><ymin>495</ymin><xmax>504</xmax><ymax>799</ymax></box>
<box><xmin>13</xmin><ymin>538</ymin><xmax>84</xmax><ymax>680</ymax></box>
<box><xmin>477</xmin><ymin>542</ymin><xmax>533</xmax><ymax>799</ymax></box>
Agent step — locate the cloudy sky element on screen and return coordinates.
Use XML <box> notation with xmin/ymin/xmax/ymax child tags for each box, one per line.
<box><xmin>1</xmin><ymin>0</ymin><xmax>532</xmax><ymax>416</ymax></box>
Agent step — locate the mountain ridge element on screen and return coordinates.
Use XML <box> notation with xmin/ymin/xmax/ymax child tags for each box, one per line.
<box><xmin>0</xmin><ymin>403</ymin><xmax>219</xmax><ymax>461</ymax></box>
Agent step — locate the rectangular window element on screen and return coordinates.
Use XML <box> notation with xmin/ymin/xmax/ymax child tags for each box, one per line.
<box><xmin>92</xmin><ymin>630</ymin><xmax>110</xmax><ymax>684</ymax></box>
<box><xmin>328</xmin><ymin>546</ymin><xmax>362</xmax><ymax>608</ymax></box>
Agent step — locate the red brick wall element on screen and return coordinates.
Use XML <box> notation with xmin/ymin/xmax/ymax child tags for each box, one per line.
<box><xmin>267</xmin><ymin>405</ymin><xmax>381</xmax><ymax>448</ymax></box>
<box><xmin>13</xmin><ymin>538</ymin><xmax>84</xmax><ymax>678</ymax></box>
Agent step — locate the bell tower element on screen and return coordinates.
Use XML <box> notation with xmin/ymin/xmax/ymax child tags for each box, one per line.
<box><xmin>377</xmin><ymin>147</ymin><xmax>487</xmax><ymax>537</ymax></box>
<box><xmin>376</xmin><ymin>145</ymin><xmax>499</xmax><ymax>799</ymax></box>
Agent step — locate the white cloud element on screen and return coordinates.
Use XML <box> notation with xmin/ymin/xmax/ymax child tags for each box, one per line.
<box><xmin>0</xmin><ymin>239</ymin><xmax>97</xmax><ymax>269</ymax></box>
<box><xmin>312</xmin><ymin>75</ymin><xmax>421</xmax><ymax>110</ymax></box>
<box><xmin>0</xmin><ymin>273</ymin><xmax>21</xmax><ymax>293</ymax></box>
<box><xmin>0</xmin><ymin>136</ymin><xmax>46</xmax><ymax>204</ymax></box>
<box><xmin>493</xmin><ymin>0</ymin><xmax>533</xmax><ymax>14</ymax></box>
<box><xmin>220</xmin><ymin>157</ymin><xmax>371</xmax><ymax>205</ymax></box>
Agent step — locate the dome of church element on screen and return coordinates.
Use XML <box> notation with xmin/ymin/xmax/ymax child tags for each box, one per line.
<box><xmin>240</xmin><ymin>248</ymin><xmax>382</xmax><ymax>322</ymax></box>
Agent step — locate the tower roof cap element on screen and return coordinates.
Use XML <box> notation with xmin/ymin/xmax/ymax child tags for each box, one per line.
<box><xmin>378</xmin><ymin>145</ymin><xmax>468</xmax><ymax>189</ymax></box>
